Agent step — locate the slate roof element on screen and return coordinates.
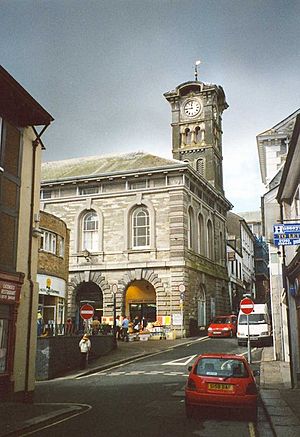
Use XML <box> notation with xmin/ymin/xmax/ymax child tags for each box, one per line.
<box><xmin>42</xmin><ymin>152</ymin><xmax>182</xmax><ymax>181</ymax></box>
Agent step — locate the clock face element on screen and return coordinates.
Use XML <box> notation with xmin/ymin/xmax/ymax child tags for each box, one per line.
<box><xmin>184</xmin><ymin>99</ymin><xmax>201</xmax><ymax>117</ymax></box>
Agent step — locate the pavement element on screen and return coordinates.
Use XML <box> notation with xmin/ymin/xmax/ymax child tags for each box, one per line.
<box><xmin>1</xmin><ymin>336</ymin><xmax>300</xmax><ymax>436</ymax></box>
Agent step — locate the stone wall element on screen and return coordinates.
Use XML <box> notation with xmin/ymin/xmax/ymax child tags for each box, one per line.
<box><xmin>36</xmin><ymin>335</ymin><xmax>116</xmax><ymax>380</ymax></box>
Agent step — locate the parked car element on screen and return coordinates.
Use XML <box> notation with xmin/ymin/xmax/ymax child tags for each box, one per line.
<box><xmin>207</xmin><ymin>315</ymin><xmax>237</xmax><ymax>338</ymax></box>
<box><xmin>185</xmin><ymin>353</ymin><xmax>258</xmax><ymax>421</ymax></box>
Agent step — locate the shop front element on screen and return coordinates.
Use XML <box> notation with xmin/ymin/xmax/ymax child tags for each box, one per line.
<box><xmin>37</xmin><ymin>274</ymin><xmax>66</xmax><ymax>336</ymax></box>
<box><xmin>0</xmin><ymin>271</ymin><xmax>23</xmax><ymax>395</ymax></box>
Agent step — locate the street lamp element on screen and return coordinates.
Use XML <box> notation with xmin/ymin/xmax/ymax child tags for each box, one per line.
<box><xmin>112</xmin><ymin>284</ymin><xmax>118</xmax><ymax>338</ymax></box>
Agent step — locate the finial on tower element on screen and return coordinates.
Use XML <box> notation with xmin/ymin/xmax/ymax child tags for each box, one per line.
<box><xmin>194</xmin><ymin>60</ymin><xmax>201</xmax><ymax>81</ymax></box>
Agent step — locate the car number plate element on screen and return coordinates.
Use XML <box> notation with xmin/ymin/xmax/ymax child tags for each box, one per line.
<box><xmin>213</xmin><ymin>331</ymin><xmax>221</xmax><ymax>334</ymax></box>
<box><xmin>208</xmin><ymin>383</ymin><xmax>234</xmax><ymax>391</ymax></box>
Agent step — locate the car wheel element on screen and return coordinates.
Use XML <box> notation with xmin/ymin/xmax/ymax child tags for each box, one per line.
<box><xmin>185</xmin><ymin>403</ymin><xmax>194</xmax><ymax>419</ymax></box>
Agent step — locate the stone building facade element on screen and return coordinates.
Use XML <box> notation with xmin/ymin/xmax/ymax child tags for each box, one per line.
<box><xmin>40</xmin><ymin>79</ymin><xmax>232</xmax><ymax>336</ymax></box>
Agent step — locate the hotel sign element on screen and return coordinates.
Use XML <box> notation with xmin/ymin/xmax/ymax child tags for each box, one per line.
<box><xmin>273</xmin><ymin>223</ymin><xmax>300</xmax><ymax>246</ymax></box>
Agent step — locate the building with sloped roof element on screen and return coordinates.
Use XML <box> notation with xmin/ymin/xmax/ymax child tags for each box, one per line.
<box><xmin>40</xmin><ymin>79</ymin><xmax>232</xmax><ymax>337</ymax></box>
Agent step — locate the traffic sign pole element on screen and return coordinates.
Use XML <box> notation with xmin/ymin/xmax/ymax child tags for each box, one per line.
<box><xmin>240</xmin><ymin>297</ymin><xmax>254</xmax><ymax>364</ymax></box>
<box><xmin>247</xmin><ymin>314</ymin><xmax>251</xmax><ymax>363</ymax></box>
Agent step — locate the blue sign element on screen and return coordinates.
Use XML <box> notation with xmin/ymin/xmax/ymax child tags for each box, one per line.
<box><xmin>273</xmin><ymin>223</ymin><xmax>300</xmax><ymax>246</ymax></box>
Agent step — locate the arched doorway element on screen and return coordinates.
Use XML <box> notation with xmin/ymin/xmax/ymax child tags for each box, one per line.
<box><xmin>125</xmin><ymin>280</ymin><xmax>156</xmax><ymax>323</ymax></box>
<box><xmin>75</xmin><ymin>281</ymin><xmax>103</xmax><ymax>332</ymax></box>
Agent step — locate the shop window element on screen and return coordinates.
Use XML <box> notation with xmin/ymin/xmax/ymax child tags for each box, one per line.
<box><xmin>0</xmin><ymin>305</ymin><xmax>10</xmax><ymax>374</ymax></box>
<box><xmin>41</xmin><ymin>230</ymin><xmax>57</xmax><ymax>254</ymax></box>
<box><xmin>132</xmin><ymin>207</ymin><xmax>150</xmax><ymax>248</ymax></box>
<box><xmin>82</xmin><ymin>211</ymin><xmax>99</xmax><ymax>252</ymax></box>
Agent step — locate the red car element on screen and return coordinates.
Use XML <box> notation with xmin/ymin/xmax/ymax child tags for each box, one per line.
<box><xmin>207</xmin><ymin>315</ymin><xmax>237</xmax><ymax>338</ymax></box>
<box><xmin>185</xmin><ymin>353</ymin><xmax>258</xmax><ymax>421</ymax></box>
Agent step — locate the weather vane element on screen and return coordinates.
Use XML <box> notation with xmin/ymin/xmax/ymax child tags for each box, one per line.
<box><xmin>194</xmin><ymin>60</ymin><xmax>201</xmax><ymax>81</ymax></box>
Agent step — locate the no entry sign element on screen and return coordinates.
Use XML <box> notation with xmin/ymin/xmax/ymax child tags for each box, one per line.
<box><xmin>80</xmin><ymin>304</ymin><xmax>94</xmax><ymax>320</ymax></box>
<box><xmin>240</xmin><ymin>297</ymin><xmax>254</xmax><ymax>315</ymax></box>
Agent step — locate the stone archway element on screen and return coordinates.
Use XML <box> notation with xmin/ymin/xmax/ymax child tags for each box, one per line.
<box><xmin>119</xmin><ymin>269</ymin><xmax>166</xmax><ymax>322</ymax></box>
<box><xmin>67</xmin><ymin>271</ymin><xmax>110</xmax><ymax>326</ymax></box>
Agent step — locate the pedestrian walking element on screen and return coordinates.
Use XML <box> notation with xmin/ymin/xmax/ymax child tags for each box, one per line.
<box><xmin>121</xmin><ymin>315</ymin><xmax>129</xmax><ymax>342</ymax></box>
<box><xmin>115</xmin><ymin>315</ymin><xmax>121</xmax><ymax>340</ymax></box>
<box><xmin>79</xmin><ymin>334</ymin><xmax>91</xmax><ymax>369</ymax></box>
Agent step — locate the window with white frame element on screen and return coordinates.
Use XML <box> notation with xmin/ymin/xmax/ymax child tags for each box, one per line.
<box><xmin>132</xmin><ymin>207</ymin><xmax>150</xmax><ymax>248</ymax></box>
<box><xmin>128</xmin><ymin>180</ymin><xmax>147</xmax><ymax>190</ymax></box>
<box><xmin>82</xmin><ymin>211</ymin><xmax>99</xmax><ymax>252</ymax></box>
<box><xmin>57</xmin><ymin>235</ymin><xmax>65</xmax><ymax>257</ymax></box>
<box><xmin>41</xmin><ymin>230</ymin><xmax>57</xmax><ymax>254</ymax></box>
<box><xmin>79</xmin><ymin>186</ymin><xmax>99</xmax><ymax>195</ymax></box>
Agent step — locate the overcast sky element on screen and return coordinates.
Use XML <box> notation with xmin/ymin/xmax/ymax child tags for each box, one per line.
<box><xmin>1</xmin><ymin>0</ymin><xmax>299</xmax><ymax>212</ymax></box>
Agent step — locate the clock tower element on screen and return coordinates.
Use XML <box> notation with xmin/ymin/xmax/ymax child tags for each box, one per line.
<box><xmin>164</xmin><ymin>76</ymin><xmax>228</xmax><ymax>194</ymax></box>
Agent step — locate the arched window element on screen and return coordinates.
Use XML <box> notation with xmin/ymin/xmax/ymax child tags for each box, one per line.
<box><xmin>132</xmin><ymin>207</ymin><xmax>150</xmax><ymax>248</ymax></box>
<box><xmin>195</xmin><ymin>126</ymin><xmax>201</xmax><ymax>143</ymax></box>
<box><xmin>207</xmin><ymin>219</ymin><xmax>214</xmax><ymax>259</ymax></box>
<box><xmin>188</xmin><ymin>206</ymin><xmax>195</xmax><ymax>250</ymax></box>
<box><xmin>219</xmin><ymin>231</ymin><xmax>224</xmax><ymax>263</ymax></box>
<box><xmin>196</xmin><ymin>158</ymin><xmax>205</xmax><ymax>176</ymax></box>
<box><xmin>198</xmin><ymin>213</ymin><xmax>204</xmax><ymax>255</ymax></box>
<box><xmin>82</xmin><ymin>211</ymin><xmax>99</xmax><ymax>252</ymax></box>
<box><xmin>185</xmin><ymin>128</ymin><xmax>192</xmax><ymax>145</ymax></box>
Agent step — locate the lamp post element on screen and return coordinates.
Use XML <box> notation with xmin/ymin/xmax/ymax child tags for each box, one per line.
<box><xmin>112</xmin><ymin>284</ymin><xmax>118</xmax><ymax>338</ymax></box>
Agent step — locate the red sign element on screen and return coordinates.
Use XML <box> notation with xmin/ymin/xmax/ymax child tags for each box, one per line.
<box><xmin>80</xmin><ymin>304</ymin><xmax>94</xmax><ymax>320</ymax></box>
<box><xmin>0</xmin><ymin>281</ymin><xmax>21</xmax><ymax>304</ymax></box>
<box><xmin>240</xmin><ymin>297</ymin><xmax>254</xmax><ymax>315</ymax></box>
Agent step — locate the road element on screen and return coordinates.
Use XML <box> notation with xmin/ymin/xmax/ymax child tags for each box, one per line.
<box><xmin>27</xmin><ymin>337</ymin><xmax>274</xmax><ymax>437</ymax></box>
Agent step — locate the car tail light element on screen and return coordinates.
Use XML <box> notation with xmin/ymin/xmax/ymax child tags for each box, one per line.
<box><xmin>187</xmin><ymin>378</ymin><xmax>197</xmax><ymax>391</ymax></box>
<box><xmin>246</xmin><ymin>382</ymin><xmax>257</xmax><ymax>395</ymax></box>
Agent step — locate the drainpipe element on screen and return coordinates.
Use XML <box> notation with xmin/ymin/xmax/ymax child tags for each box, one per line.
<box><xmin>24</xmin><ymin>137</ymin><xmax>39</xmax><ymax>401</ymax></box>
<box><xmin>279</xmin><ymin>202</ymin><xmax>295</xmax><ymax>388</ymax></box>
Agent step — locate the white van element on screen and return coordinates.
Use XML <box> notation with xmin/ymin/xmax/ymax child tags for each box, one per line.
<box><xmin>237</xmin><ymin>303</ymin><xmax>272</xmax><ymax>346</ymax></box>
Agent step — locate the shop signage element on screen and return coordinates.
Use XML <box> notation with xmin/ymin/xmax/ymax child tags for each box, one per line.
<box><xmin>273</xmin><ymin>223</ymin><xmax>300</xmax><ymax>246</ymax></box>
<box><xmin>172</xmin><ymin>313</ymin><xmax>183</xmax><ymax>326</ymax></box>
<box><xmin>37</xmin><ymin>274</ymin><xmax>66</xmax><ymax>298</ymax></box>
<box><xmin>0</xmin><ymin>280</ymin><xmax>21</xmax><ymax>304</ymax></box>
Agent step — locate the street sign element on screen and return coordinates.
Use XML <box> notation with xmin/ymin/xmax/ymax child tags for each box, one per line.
<box><xmin>80</xmin><ymin>304</ymin><xmax>94</xmax><ymax>320</ymax></box>
<box><xmin>273</xmin><ymin>223</ymin><xmax>300</xmax><ymax>246</ymax></box>
<box><xmin>179</xmin><ymin>284</ymin><xmax>185</xmax><ymax>293</ymax></box>
<box><xmin>240</xmin><ymin>297</ymin><xmax>254</xmax><ymax>315</ymax></box>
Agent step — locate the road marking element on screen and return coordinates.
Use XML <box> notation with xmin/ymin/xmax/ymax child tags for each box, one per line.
<box><xmin>162</xmin><ymin>354</ymin><xmax>197</xmax><ymax>366</ymax></box>
<box><xmin>248</xmin><ymin>421</ymin><xmax>256</xmax><ymax>437</ymax></box>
